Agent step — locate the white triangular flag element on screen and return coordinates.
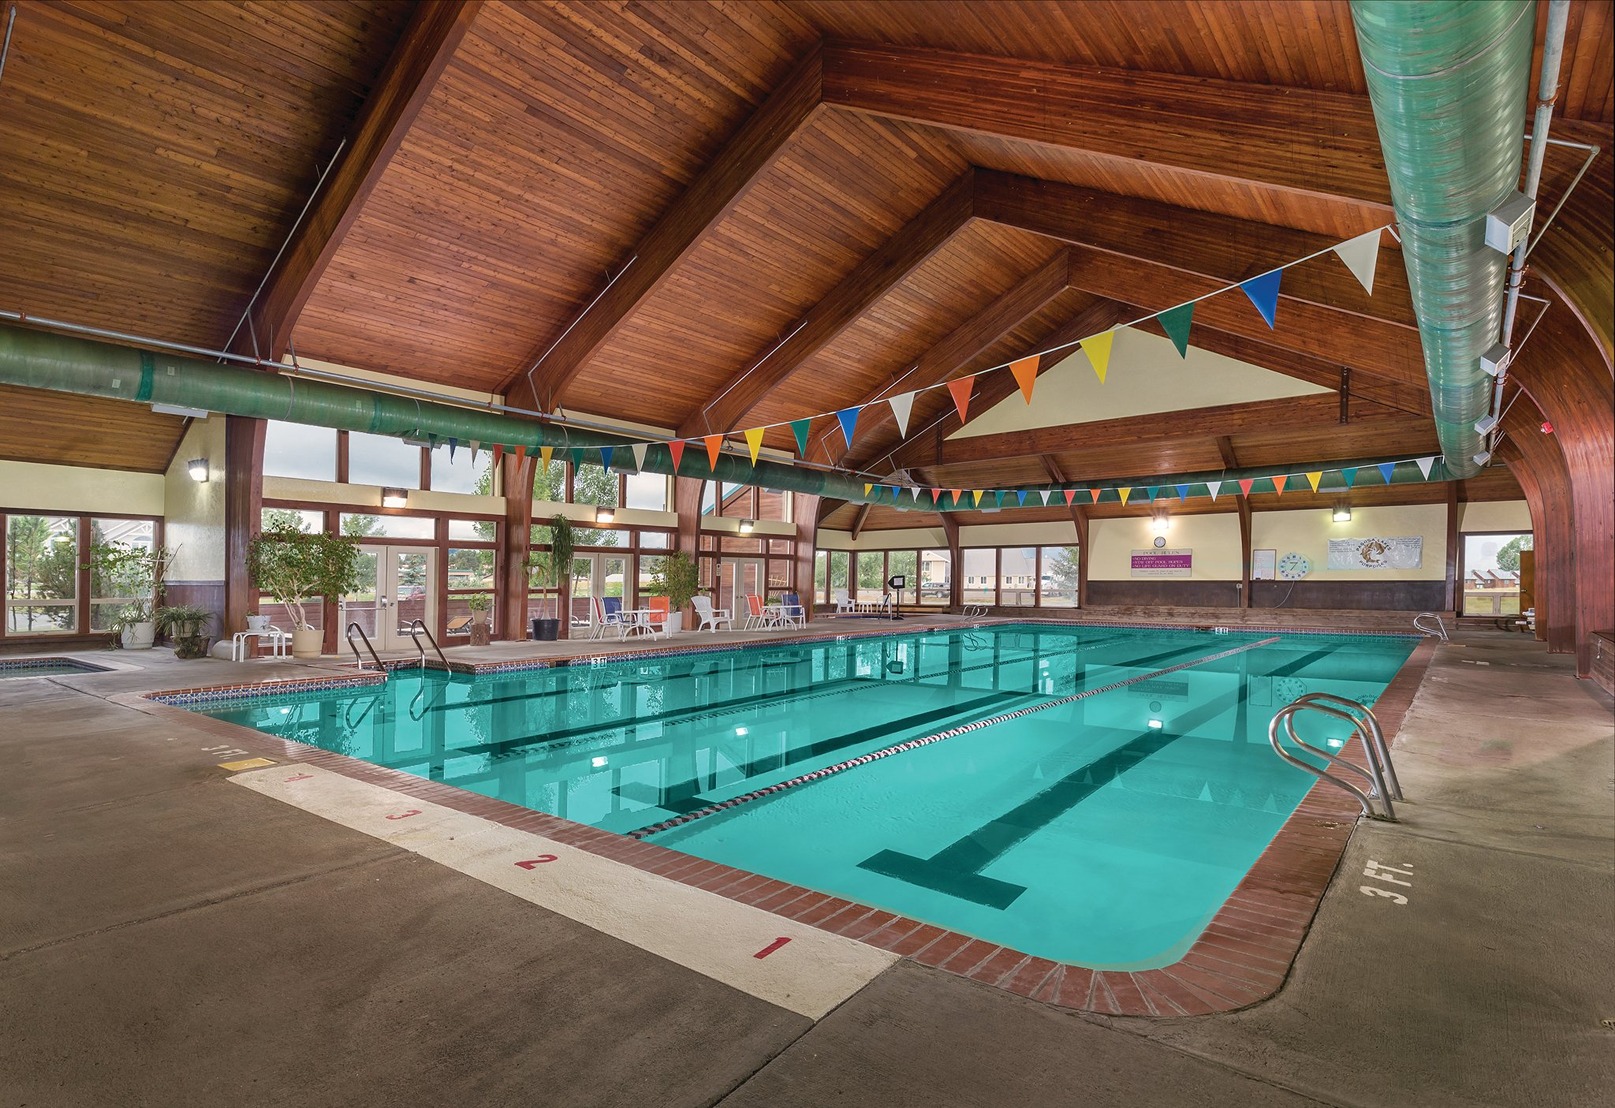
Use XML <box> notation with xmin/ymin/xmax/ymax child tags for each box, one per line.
<box><xmin>911</xmin><ymin>486</ymin><xmax>923</xmax><ymax>503</ymax></box>
<box><xmin>632</xmin><ymin>443</ymin><xmax>649</xmax><ymax>471</ymax></box>
<box><xmin>1333</xmin><ymin>229</ymin><xmax>1382</xmax><ymax>296</ymax></box>
<box><xmin>889</xmin><ymin>392</ymin><xmax>916</xmax><ymax>438</ymax></box>
<box><xmin>469</xmin><ymin>439</ymin><xmax>481</xmax><ymax>462</ymax></box>
<box><xmin>1415</xmin><ymin>455</ymin><xmax>1435</xmax><ymax>479</ymax></box>
<box><xmin>1207</xmin><ymin>480</ymin><xmax>1221</xmax><ymax>501</ymax></box>
<box><xmin>1040</xmin><ymin>490</ymin><xmax>1054</xmax><ymax>506</ymax></box>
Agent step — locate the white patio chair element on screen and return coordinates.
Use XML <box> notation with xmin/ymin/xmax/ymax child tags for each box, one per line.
<box><xmin>691</xmin><ymin>594</ymin><xmax>732</xmax><ymax>632</ymax></box>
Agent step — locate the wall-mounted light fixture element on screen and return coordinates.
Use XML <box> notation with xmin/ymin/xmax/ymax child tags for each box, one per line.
<box><xmin>1150</xmin><ymin>512</ymin><xmax>1170</xmax><ymax>536</ymax></box>
<box><xmin>595</xmin><ymin>507</ymin><xmax>615</xmax><ymax>524</ymax></box>
<box><xmin>739</xmin><ymin>518</ymin><xmax>756</xmax><ymax>534</ymax></box>
<box><xmin>186</xmin><ymin>458</ymin><xmax>209</xmax><ymax>483</ymax></box>
<box><xmin>381</xmin><ymin>487</ymin><xmax>409</xmax><ymax>508</ymax></box>
<box><xmin>1332</xmin><ymin>505</ymin><xmax>1352</xmax><ymax>523</ymax></box>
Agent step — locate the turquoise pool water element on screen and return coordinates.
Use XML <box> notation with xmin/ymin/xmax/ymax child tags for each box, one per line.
<box><xmin>181</xmin><ymin>624</ymin><xmax>1414</xmax><ymax>968</ymax></box>
<box><xmin>0</xmin><ymin>658</ymin><xmax>111</xmax><ymax>679</ymax></box>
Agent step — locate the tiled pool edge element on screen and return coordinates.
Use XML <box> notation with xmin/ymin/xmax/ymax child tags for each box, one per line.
<box><xmin>122</xmin><ymin>633</ymin><xmax>1435</xmax><ymax>1018</ymax></box>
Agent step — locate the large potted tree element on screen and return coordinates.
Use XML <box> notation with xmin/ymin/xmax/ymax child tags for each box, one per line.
<box><xmin>648</xmin><ymin>550</ymin><xmax>699</xmax><ymax>635</ymax></box>
<box><xmin>247</xmin><ymin>521</ymin><xmax>363</xmax><ymax>658</ymax></box>
<box><xmin>529</xmin><ymin>513</ymin><xmax>574</xmax><ymax>641</ymax></box>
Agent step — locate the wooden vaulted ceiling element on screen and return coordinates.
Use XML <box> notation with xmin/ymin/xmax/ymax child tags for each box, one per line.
<box><xmin>0</xmin><ymin>0</ymin><xmax>1608</xmax><ymax>507</ymax></box>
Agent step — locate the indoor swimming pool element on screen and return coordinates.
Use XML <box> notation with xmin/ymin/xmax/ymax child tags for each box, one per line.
<box><xmin>174</xmin><ymin>624</ymin><xmax>1416</xmax><ymax>968</ymax></box>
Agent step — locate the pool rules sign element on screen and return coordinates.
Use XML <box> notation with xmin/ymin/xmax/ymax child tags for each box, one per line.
<box><xmin>1130</xmin><ymin>549</ymin><xmax>1193</xmax><ymax>577</ymax></box>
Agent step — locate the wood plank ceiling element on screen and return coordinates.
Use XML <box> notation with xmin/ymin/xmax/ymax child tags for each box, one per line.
<box><xmin>0</xmin><ymin>0</ymin><xmax>1607</xmax><ymax>512</ymax></box>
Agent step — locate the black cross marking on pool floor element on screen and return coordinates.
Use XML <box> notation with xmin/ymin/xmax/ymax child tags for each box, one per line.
<box><xmin>856</xmin><ymin>644</ymin><xmax>1335</xmax><ymax>910</ymax></box>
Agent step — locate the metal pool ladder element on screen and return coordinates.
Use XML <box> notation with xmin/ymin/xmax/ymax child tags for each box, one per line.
<box><xmin>344</xmin><ymin>621</ymin><xmax>386</xmax><ymax>673</ymax></box>
<box><xmin>1413</xmin><ymin>611</ymin><xmax>1449</xmax><ymax>642</ymax></box>
<box><xmin>407</xmin><ymin>619</ymin><xmax>448</xmax><ymax>671</ymax></box>
<box><xmin>1268</xmin><ymin>693</ymin><xmax>1402</xmax><ymax>821</ymax></box>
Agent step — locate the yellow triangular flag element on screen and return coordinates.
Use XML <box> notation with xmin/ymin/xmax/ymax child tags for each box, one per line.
<box><xmin>744</xmin><ymin>427</ymin><xmax>765</xmax><ymax>464</ymax></box>
<box><xmin>864</xmin><ymin>483</ymin><xmax>873</xmax><ymax>496</ymax></box>
<box><xmin>972</xmin><ymin>489</ymin><xmax>984</xmax><ymax>505</ymax></box>
<box><xmin>1081</xmin><ymin>330</ymin><xmax>1115</xmax><ymax>383</ymax></box>
<box><xmin>1009</xmin><ymin>356</ymin><xmax>1039</xmax><ymax>403</ymax></box>
<box><xmin>1306</xmin><ymin>471</ymin><xmax>1323</xmax><ymax>492</ymax></box>
<box><xmin>539</xmin><ymin>446</ymin><xmax>554</xmax><ymax>470</ymax></box>
<box><xmin>1118</xmin><ymin>486</ymin><xmax>1131</xmax><ymax>505</ymax></box>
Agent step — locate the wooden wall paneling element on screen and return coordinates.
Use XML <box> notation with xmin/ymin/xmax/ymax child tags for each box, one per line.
<box><xmin>792</xmin><ymin>492</ymin><xmax>821</xmax><ymax>617</ymax></box>
<box><xmin>498</xmin><ymin>452</ymin><xmax>536</xmax><ymax>641</ymax></box>
<box><xmin>679</xmin><ymin>170</ymin><xmax>977</xmax><ymax>438</ymax></box>
<box><xmin>248</xmin><ymin>0</ymin><xmax>483</xmax><ymax>360</ymax></box>
<box><xmin>0</xmin><ymin>386</ymin><xmax>185</xmax><ymax>472</ymax></box>
<box><xmin>511</xmin><ymin>43</ymin><xmax>825</xmax><ymax>413</ymax></box>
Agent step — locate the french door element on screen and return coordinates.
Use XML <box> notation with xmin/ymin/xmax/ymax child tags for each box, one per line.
<box><xmin>342</xmin><ymin>545</ymin><xmax>436</xmax><ymax>652</ymax></box>
<box><xmin>718</xmin><ymin>558</ymin><xmax>765</xmax><ymax>617</ymax></box>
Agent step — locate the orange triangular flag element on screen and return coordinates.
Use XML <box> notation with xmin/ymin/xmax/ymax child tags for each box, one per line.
<box><xmin>947</xmin><ymin>378</ymin><xmax>974</xmax><ymax>424</ymax></box>
<box><xmin>1089</xmin><ymin>488</ymin><xmax>1101</xmax><ymax>504</ymax></box>
<box><xmin>703</xmin><ymin>435</ymin><xmax>723</xmax><ymax>470</ymax></box>
<box><xmin>514</xmin><ymin>445</ymin><xmax>528</xmax><ymax>465</ymax></box>
<box><xmin>1272</xmin><ymin>474</ymin><xmax>1287</xmax><ymax>496</ymax></box>
<box><xmin>1009</xmin><ymin>356</ymin><xmax>1039</xmax><ymax>403</ymax></box>
<box><xmin>950</xmin><ymin>488</ymin><xmax>963</xmax><ymax>506</ymax></box>
<box><xmin>1306</xmin><ymin>471</ymin><xmax>1323</xmax><ymax>492</ymax></box>
<box><xmin>744</xmin><ymin>427</ymin><xmax>765</xmax><ymax>464</ymax></box>
<box><xmin>1118</xmin><ymin>487</ymin><xmax>1132</xmax><ymax>505</ymax></box>
<box><xmin>668</xmin><ymin>440</ymin><xmax>686</xmax><ymax>471</ymax></box>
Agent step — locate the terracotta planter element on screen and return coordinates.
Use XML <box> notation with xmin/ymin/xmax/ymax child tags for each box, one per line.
<box><xmin>290</xmin><ymin>627</ymin><xmax>323</xmax><ymax>658</ymax></box>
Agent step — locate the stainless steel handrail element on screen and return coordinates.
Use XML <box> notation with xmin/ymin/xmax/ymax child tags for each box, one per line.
<box><xmin>1293</xmin><ymin>693</ymin><xmax>1402</xmax><ymax>800</ymax></box>
<box><xmin>407</xmin><ymin>619</ymin><xmax>449</xmax><ymax>670</ymax></box>
<box><xmin>1269</xmin><ymin>700</ymin><xmax>1398</xmax><ymax>821</ymax></box>
<box><xmin>344</xmin><ymin>621</ymin><xmax>386</xmax><ymax>673</ymax></box>
<box><xmin>1413</xmin><ymin>611</ymin><xmax>1449</xmax><ymax>642</ymax></box>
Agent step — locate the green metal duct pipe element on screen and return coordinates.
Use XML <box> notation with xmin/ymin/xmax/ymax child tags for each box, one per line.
<box><xmin>0</xmin><ymin>321</ymin><xmax>1445</xmax><ymax>508</ymax></box>
<box><xmin>1351</xmin><ymin>0</ymin><xmax>1534</xmax><ymax>478</ymax></box>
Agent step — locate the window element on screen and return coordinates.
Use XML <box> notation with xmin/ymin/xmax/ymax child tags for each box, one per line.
<box><xmin>339</xmin><ymin>514</ymin><xmax>434</xmax><ymax>540</ymax></box>
<box><xmin>887</xmin><ymin>551</ymin><xmax>917</xmax><ymax>606</ymax></box>
<box><xmin>348</xmin><ymin>431</ymin><xmax>421</xmax><ymax>489</ymax></box>
<box><xmin>263</xmin><ymin>421</ymin><xmax>336</xmax><ymax>482</ymax></box>
<box><xmin>431</xmin><ymin>444</ymin><xmax>493</xmax><ymax>495</ymax></box>
<box><xmin>262</xmin><ymin>508</ymin><xmax>324</xmax><ymax>533</ymax></box>
<box><xmin>5</xmin><ymin>515</ymin><xmax>78</xmax><ymax>633</ymax></box>
<box><xmin>919</xmin><ymin>548</ymin><xmax>950</xmax><ymax>605</ymax></box>
<box><xmin>1039</xmin><ymin>546</ymin><xmax>1080</xmax><ymax>607</ymax></box>
<box><xmin>814</xmin><ymin>551</ymin><xmax>828</xmax><ymax>603</ymax></box>
<box><xmin>88</xmin><ymin>518</ymin><xmax>156</xmax><ymax>631</ymax></box>
<box><xmin>624</xmin><ymin>470</ymin><xmax>668</xmax><ymax>511</ymax></box>
<box><xmin>962</xmin><ymin>549</ymin><xmax>997</xmax><ymax>606</ymax></box>
<box><xmin>572</xmin><ymin>464</ymin><xmax>618</xmax><ymax>507</ymax></box>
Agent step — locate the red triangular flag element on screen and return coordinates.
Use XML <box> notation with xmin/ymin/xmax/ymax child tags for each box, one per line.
<box><xmin>514</xmin><ymin>445</ymin><xmax>528</xmax><ymax>465</ymax></box>
<box><xmin>1063</xmin><ymin>489</ymin><xmax>1077</xmax><ymax>505</ymax></box>
<box><xmin>1009</xmin><ymin>356</ymin><xmax>1039</xmax><ymax>403</ymax></box>
<box><xmin>704</xmin><ymin>435</ymin><xmax>724</xmax><ymax>470</ymax></box>
<box><xmin>1272</xmin><ymin>474</ymin><xmax>1287</xmax><ymax>496</ymax></box>
<box><xmin>947</xmin><ymin>378</ymin><xmax>974</xmax><ymax>424</ymax></box>
<box><xmin>490</xmin><ymin>444</ymin><xmax>504</xmax><ymax>468</ymax></box>
<box><xmin>668</xmin><ymin>440</ymin><xmax>686</xmax><ymax>471</ymax></box>
<box><xmin>930</xmin><ymin>487</ymin><xmax>943</xmax><ymax>506</ymax></box>
<box><xmin>1238</xmin><ymin>478</ymin><xmax>1255</xmax><ymax>498</ymax></box>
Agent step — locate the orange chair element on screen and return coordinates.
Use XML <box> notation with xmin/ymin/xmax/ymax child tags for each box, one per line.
<box><xmin>744</xmin><ymin>594</ymin><xmax>774</xmax><ymax>631</ymax></box>
<box><xmin>645</xmin><ymin>595</ymin><xmax>670</xmax><ymax>638</ymax></box>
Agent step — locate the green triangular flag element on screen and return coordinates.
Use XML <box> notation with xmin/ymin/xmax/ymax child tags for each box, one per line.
<box><xmin>790</xmin><ymin>418</ymin><xmax>811</xmax><ymax>457</ymax></box>
<box><xmin>1156</xmin><ymin>302</ymin><xmax>1195</xmax><ymax>358</ymax></box>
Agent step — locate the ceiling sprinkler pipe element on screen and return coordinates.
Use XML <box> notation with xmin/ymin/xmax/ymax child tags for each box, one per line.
<box><xmin>1351</xmin><ymin>0</ymin><xmax>1535</xmax><ymax>479</ymax></box>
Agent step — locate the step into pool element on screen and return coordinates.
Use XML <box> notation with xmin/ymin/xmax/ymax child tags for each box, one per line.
<box><xmin>175</xmin><ymin>624</ymin><xmax>1415</xmax><ymax>969</ymax></box>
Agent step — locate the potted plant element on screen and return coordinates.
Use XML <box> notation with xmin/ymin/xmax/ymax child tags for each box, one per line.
<box><xmin>467</xmin><ymin>592</ymin><xmax>492</xmax><ymax>646</ymax></box>
<box><xmin>86</xmin><ymin>542</ymin><xmax>175</xmax><ymax>649</ymax></box>
<box><xmin>246</xmin><ymin>521</ymin><xmax>363</xmax><ymax>658</ymax></box>
<box><xmin>156</xmin><ymin>603</ymin><xmax>213</xmax><ymax>659</ymax></box>
<box><xmin>648</xmin><ymin>550</ymin><xmax>699</xmax><ymax>635</ymax></box>
<box><xmin>529</xmin><ymin>514</ymin><xmax>574</xmax><ymax>642</ymax></box>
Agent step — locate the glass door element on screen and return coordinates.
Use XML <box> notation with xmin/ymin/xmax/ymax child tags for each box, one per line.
<box><xmin>571</xmin><ymin>553</ymin><xmax>631</xmax><ymax>632</ymax></box>
<box><xmin>719</xmin><ymin>558</ymin><xmax>765</xmax><ymax>616</ymax></box>
<box><xmin>343</xmin><ymin>545</ymin><xmax>436</xmax><ymax>652</ymax></box>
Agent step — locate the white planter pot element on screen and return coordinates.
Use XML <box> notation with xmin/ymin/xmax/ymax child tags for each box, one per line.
<box><xmin>290</xmin><ymin>627</ymin><xmax>324</xmax><ymax>658</ymax></box>
<box><xmin>120</xmin><ymin>621</ymin><xmax>156</xmax><ymax>650</ymax></box>
<box><xmin>246</xmin><ymin>614</ymin><xmax>272</xmax><ymax>631</ymax></box>
<box><xmin>664</xmin><ymin>611</ymin><xmax>684</xmax><ymax>635</ymax></box>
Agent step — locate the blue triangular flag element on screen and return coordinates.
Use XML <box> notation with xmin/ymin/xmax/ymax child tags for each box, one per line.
<box><xmin>1378</xmin><ymin>462</ymin><xmax>1396</xmax><ymax>484</ymax></box>
<box><xmin>599</xmin><ymin>446</ymin><xmax>614</xmax><ymax>471</ymax></box>
<box><xmin>1176</xmin><ymin>484</ymin><xmax>1190</xmax><ymax>501</ymax></box>
<box><xmin>835</xmin><ymin>406</ymin><xmax>860</xmax><ymax>447</ymax></box>
<box><xmin>1016</xmin><ymin>489</ymin><xmax>1028</xmax><ymax>507</ymax></box>
<box><xmin>447</xmin><ymin>437</ymin><xmax>458</xmax><ymax>461</ymax></box>
<box><xmin>890</xmin><ymin>485</ymin><xmax>901</xmax><ymax>501</ymax></box>
<box><xmin>1239</xmin><ymin>269</ymin><xmax>1283</xmax><ymax>329</ymax></box>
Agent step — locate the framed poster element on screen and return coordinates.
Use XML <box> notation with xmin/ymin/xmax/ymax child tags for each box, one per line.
<box><xmin>1130</xmin><ymin>548</ymin><xmax>1192</xmax><ymax>577</ymax></box>
<box><xmin>1251</xmin><ymin>548</ymin><xmax>1278</xmax><ymax>580</ymax></box>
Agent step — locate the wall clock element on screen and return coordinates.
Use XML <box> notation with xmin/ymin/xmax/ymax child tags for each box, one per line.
<box><xmin>1153</xmin><ymin>536</ymin><xmax>1167</xmax><ymax>548</ymax></box>
<box><xmin>1278</xmin><ymin>552</ymin><xmax>1311</xmax><ymax>580</ymax></box>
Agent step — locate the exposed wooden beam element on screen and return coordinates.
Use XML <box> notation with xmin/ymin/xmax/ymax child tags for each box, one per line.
<box><xmin>826</xmin><ymin>248</ymin><xmax>1073</xmax><ymax>467</ymax></box>
<box><xmin>509</xmin><ymin>43</ymin><xmax>826</xmax><ymax>412</ymax></box>
<box><xmin>849</xmin><ymin>502</ymin><xmax>873</xmax><ymax>540</ymax></box>
<box><xmin>1217</xmin><ymin>436</ymin><xmax>1240</xmax><ymax>468</ymax></box>
<box><xmin>939</xmin><ymin>394</ymin><xmax>1405</xmax><ymax>466</ymax></box>
<box><xmin>972</xmin><ymin>170</ymin><xmax>1414</xmax><ymax>330</ymax></box>
<box><xmin>243</xmin><ymin>0</ymin><xmax>481</xmax><ymax>359</ymax></box>
<box><xmin>680</xmin><ymin>170</ymin><xmax>976</xmax><ymax>439</ymax></box>
<box><xmin>820</xmin><ymin>41</ymin><xmax>1392</xmax><ymax>234</ymax></box>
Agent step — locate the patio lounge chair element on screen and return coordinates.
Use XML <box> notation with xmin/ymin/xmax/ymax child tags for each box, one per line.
<box><xmin>691</xmin><ymin>594</ymin><xmax>732</xmax><ymax>632</ymax></box>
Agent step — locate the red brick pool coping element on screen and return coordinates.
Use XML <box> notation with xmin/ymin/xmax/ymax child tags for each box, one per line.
<box><xmin>121</xmin><ymin>631</ymin><xmax>1436</xmax><ymax>1018</ymax></box>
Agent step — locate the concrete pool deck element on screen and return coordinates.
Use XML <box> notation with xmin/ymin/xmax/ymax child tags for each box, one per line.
<box><xmin>2</xmin><ymin>621</ymin><xmax>1610</xmax><ymax>1106</ymax></box>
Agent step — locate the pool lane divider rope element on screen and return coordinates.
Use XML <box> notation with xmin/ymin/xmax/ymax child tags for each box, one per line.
<box><xmin>627</xmin><ymin>635</ymin><xmax>1283</xmax><ymax>840</ymax></box>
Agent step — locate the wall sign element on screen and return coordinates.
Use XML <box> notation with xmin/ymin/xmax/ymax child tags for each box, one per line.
<box><xmin>1328</xmin><ymin>536</ymin><xmax>1423</xmax><ymax>570</ymax></box>
<box><xmin>1251</xmin><ymin>549</ymin><xmax>1277</xmax><ymax>580</ymax></box>
<box><xmin>1131</xmin><ymin>548</ymin><xmax>1192</xmax><ymax>577</ymax></box>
